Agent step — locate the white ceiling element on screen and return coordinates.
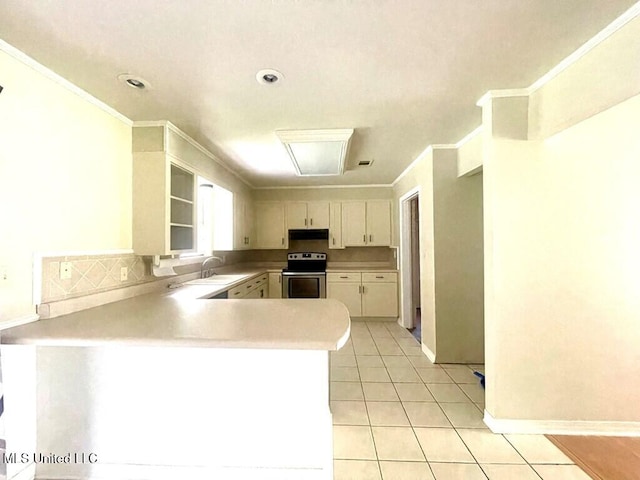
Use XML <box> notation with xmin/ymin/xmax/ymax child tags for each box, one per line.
<box><xmin>1</xmin><ymin>0</ymin><xmax>636</xmax><ymax>187</ymax></box>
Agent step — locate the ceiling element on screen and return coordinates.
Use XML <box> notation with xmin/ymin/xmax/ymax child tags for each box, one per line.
<box><xmin>1</xmin><ymin>0</ymin><xmax>636</xmax><ymax>187</ymax></box>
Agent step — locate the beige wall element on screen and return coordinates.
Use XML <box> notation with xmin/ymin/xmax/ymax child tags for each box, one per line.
<box><xmin>432</xmin><ymin>149</ymin><xmax>484</xmax><ymax>363</ymax></box>
<box><xmin>483</xmin><ymin>14</ymin><xmax>640</xmax><ymax>430</ymax></box>
<box><xmin>0</xmin><ymin>49</ymin><xmax>133</xmax><ymax>323</ymax></box>
<box><xmin>457</xmin><ymin>131</ymin><xmax>483</xmax><ymax>177</ymax></box>
<box><xmin>393</xmin><ymin>147</ymin><xmax>484</xmax><ymax>363</ymax></box>
<box><xmin>484</xmin><ymin>93</ymin><xmax>640</xmax><ymax>428</ymax></box>
<box><xmin>394</xmin><ymin>151</ymin><xmax>437</xmax><ymax>356</ymax></box>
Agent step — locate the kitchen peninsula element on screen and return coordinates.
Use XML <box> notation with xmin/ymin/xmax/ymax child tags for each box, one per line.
<box><xmin>1</xmin><ymin>291</ymin><xmax>350</xmax><ymax>480</ymax></box>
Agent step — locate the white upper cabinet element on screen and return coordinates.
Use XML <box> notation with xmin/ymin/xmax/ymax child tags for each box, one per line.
<box><xmin>286</xmin><ymin>201</ymin><xmax>329</xmax><ymax>229</ymax></box>
<box><xmin>329</xmin><ymin>202</ymin><xmax>343</xmax><ymax>249</ymax></box>
<box><xmin>234</xmin><ymin>194</ymin><xmax>254</xmax><ymax>250</ymax></box>
<box><xmin>255</xmin><ymin>202</ymin><xmax>288</xmax><ymax>249</ymax></box>
<box><xmin>286</xmin><ymin>202</ymin><xmax>308</xmax><ymax>230</ymax></box>
<box><xmin>307</xmin><ymin>201</ymin><xmax>330</xmax><ymax>229</ymax></box>
<box><xmin>365</xmin><ymin>200</ymin><xmax>392</xmax><ymax>246</ymax></box>
<box><xmin>132</xmin><ymin>125</ymin><xmax>197</xmax><ymax>255</ymax></box>
<box><xmin>342</xmin><ymin>200</ymin><xmax>392</xmax><ymax>247</ymax></box>
<box><xmin>342</xmin><ymin>201</ymin><xmax>368</xmax><ymax>246</ymax></box>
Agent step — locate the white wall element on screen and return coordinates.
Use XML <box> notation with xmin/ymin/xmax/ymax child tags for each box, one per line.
<box><xmin>0</xmin><ymin>47</ymin><xmax>132</xmax><ymax>323</ymax></box>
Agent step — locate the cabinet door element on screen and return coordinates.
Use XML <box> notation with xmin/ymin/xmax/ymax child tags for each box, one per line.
<box><xmin>255</xmin><ymin>202</ymin><xmax>287</xmax><ymax>249</ymax></box>
<box><xmin>362</xmin><ymin>282</ymin><xmax>398</xmax><ymax>317</ymax></box>
<box><xmin>245</xmin><ymin>287</ymin><xmax>261</xmax><ymax>299</ymax></box>
<box><xmin>342</xmin><ymin>201</ymin><xmax>367</xmax><ymax>246</ymax></box>
<box><xmin>268</xmin><ymin>273</ymin><xmax>282</xmax><ymax>298</ymax></box>
<box><xmin>327</xmin><ymin>282</ymin><xmax>362</xmax><ymax>317</ymax></box>
<box><xmin>366</xmin><ymin>200</ymin><xmax>392</xmax><ymax>246</ymax></box>
<box><xmin>329</xmin><ymin>202</ymin><xmax>343</xmax><ymax>249</ymax></box>
<box><xmin>244</xmin><ymin>200</ymin><xmax>254</xmax><ymax>248</ymax></box>
<box><xmin>307</xmin><ymin>201</ymin><xmax>330</xmax><ymax>229</ymax></box>
<box><xmin>286</xmin><ymin>202</ymin><xmax>308</xmax><ymax>229</ymax></box>
<box><xmin>233</xmin><ymin>195</ymin><xmax>246</xmax><ymax>250</ymax></box>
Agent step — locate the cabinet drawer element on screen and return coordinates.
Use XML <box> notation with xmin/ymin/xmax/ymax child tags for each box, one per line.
<box><xmin>227</xmin><ymin>284</ymin><xmax>246</xmax><ymax>298</ymax></box>
<box><xmin>362</xmin><ymin>272</ymin><xmax>397</xmax><ymax>283</ymax></box>
<box><xmin>327</xmin><ymin>272</ymin><xmax>362</xmax><ymax>283</ymax></box>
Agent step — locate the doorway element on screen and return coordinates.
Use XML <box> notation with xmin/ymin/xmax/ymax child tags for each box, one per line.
<box><xmin>399</xmin><ymin>188</ymin><xmax>421</xmax><ymax>342</ymax></box>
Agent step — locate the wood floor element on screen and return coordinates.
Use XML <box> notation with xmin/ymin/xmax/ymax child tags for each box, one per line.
<box><xmin>546</xmin><ymin>435</ymin><xmax>640</xmax><ymax>480</ymax></box>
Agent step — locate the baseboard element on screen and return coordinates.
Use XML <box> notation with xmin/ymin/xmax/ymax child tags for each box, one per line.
<box><xmin>484</xmin><ymin>410</ymin><xmax>640</xmax><ymax>436</ymax></box>
<box><xmin>421</xmin><ymin>343</ymin><xmax>436</xmax><ymax>363</ymax></box>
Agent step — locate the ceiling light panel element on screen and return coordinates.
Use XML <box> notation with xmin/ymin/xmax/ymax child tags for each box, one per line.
<box><xmin>276</xmin><ymin>129</ymin><xmax>354</xmax><ymax>176</ymax></box>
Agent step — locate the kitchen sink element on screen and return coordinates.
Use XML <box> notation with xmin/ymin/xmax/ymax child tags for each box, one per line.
<box><xmin>185</xmin><ymin>275</ymin><xmax>247</xmax><ymax>285</ymax></box>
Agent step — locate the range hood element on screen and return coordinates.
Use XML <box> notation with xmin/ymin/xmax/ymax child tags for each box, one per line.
<box><xmin>288</xmin><ymin>229</ymin><xmax>329</xmax><ymax>241</ymax></box>
<box><xmin>276</xmin><ymin>129</ymin><xmax>354</xmax><ymax>176</ymax></box>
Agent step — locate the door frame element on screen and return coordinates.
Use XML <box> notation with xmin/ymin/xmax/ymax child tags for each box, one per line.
<box><xmin>398</xmin><ymin>186</ymin><xmax>421</xmax><ymax>329</ymax></box>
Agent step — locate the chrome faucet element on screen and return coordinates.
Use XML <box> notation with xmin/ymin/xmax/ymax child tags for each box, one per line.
<box><xmin>201</xmin><ymin>256</ymin><xmax>224</xmax><ymax>278</ymax></box>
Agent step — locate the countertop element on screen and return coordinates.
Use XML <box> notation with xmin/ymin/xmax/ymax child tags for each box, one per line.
<box><xmin>1</xmin><ymin>268</ymin><xmax>350</xmax><ymax>351</ymax></box>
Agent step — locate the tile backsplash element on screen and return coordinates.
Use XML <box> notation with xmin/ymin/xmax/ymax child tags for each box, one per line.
<box><xmin>41</xmin><ymin>253</ymin><xmax>154</xmax><ymax>303</ymax></box>
<box><xmin>39</xmin><ymin>250</ymin><xmax>250</xmax><ymax>304</ymax></box>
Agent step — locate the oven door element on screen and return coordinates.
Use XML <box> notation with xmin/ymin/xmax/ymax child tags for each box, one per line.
<box><xmin>282</xmin><ymin>272</ymin><xmax>326</xmax><ymax>299</ymax></box>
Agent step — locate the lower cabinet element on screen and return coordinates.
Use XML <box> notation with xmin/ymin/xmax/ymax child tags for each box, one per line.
<box><xmin>268</xmin><ymin>272</ymin><xmax>283</xmax><ymax>298</ymax></box>
<box><xmin>327</xmin><ymin>271</ymin><xmax>398</xmax><ymax>317</ymax></box>
<box><xmin>228</xmin><ymin>274</ymin><xmax>269</xmax><ymax>299</ymax></box>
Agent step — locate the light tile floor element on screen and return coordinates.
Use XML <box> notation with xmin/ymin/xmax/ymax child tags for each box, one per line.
<box><xmin>331</xmin><ymin>320</ymin><xmax>590</xmax><ymax>480</ymax></box>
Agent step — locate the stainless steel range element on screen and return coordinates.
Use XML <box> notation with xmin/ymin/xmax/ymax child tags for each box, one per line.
<box><xmin>282</xmin><ymin>252</ymin><xmax>327</xmax><ymax>298</ymax></box>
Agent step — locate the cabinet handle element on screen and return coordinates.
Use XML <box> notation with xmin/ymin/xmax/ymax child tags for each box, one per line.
<box><xmin>362</xmin><ymin>285</ymin><xmax>365</xmax><ymax>294</ymax></box>
<box><xmin>369</xmin><ymin>234</ymin><xmax>373</xmax><ymax>242</ymax></box>
<box><xmin>310</xmin><ymin>218</ymin><xmax>313</xmax><ymax>226</ymax></box>
<box><xmin>304</xmin><ymin>218</ymin><xmax>307</xmax><ymax>226</ymax></box>
<box><xmin>281</xmin><ymin>237</ymin><xmax>284</xmax><ymax>245</ymax></box>
<box><xmin>278</xmin><ymin>276</ymin><xmax>281</xmax><ymax>284</ymax></box>
<box><xmin>332</xmin><ymin>237</ymin><xmax>335</xmax><ymax>245</ymax></box>
<box><xmin>376</xmin><ymin>275</ymin><xmax>384</xmax><ymax>279</ymax></box>
<box><xmin>363</xmin><ymin>234</ymin><xmax>366</xmax><ymax>243</ymax></box>
<box><xmin>340</xmin><ymin>276</ymin><xmax>348</xmax><ymax>279</ymax></box>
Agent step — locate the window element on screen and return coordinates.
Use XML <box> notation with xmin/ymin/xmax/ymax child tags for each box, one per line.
<box><xmin>197</xmin><ymin>177</ymin><xmax>233</xmax><ymax>253</ymax></box>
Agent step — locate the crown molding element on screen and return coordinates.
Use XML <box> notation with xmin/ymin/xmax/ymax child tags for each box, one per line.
<box><xmin>253</xmin><ymin>183</ymin><xmax>393</xmax><ymax>190</ymax></box>
<box><xmin>476</xmin><ymin>89</ymin><xmax>530</xmax><ymax>107</ymax></box>
<box><xmin>0</xmin><ymin>39</ymin><xmax>132</xmax><ymax>126</ymax></box>
<box><xmin>132</xmin><ymin>120</ymin><xmax>254</xmax><ymax>189</ymax></box>
<box><xmin>529</xmin><ymin>2</ymin><xmax>640</xmax><ymax>93</ymax></box>
<box><xmin>456</xmin><ymin>126</ymin><xmax>483</xmax><ymax>148</ymax></box>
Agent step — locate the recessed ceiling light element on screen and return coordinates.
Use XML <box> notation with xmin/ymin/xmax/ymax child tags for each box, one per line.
<box><xmin>256</xmin><ymin>69</ymin><xmax>284</xmax><ymax>85</ymax></box>
<box><xmin>117</xmin><ymin>73</ymin><xmax>151</xmax><ymax>90</ymax></box>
